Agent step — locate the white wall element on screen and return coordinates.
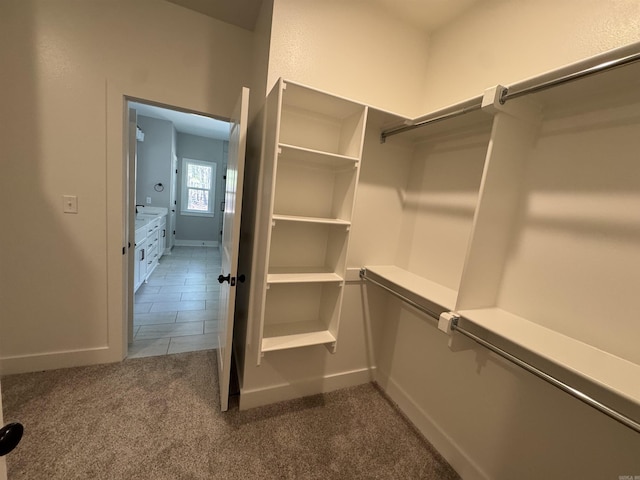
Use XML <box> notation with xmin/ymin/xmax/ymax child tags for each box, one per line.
<box><xmin>268</xmin><ymin>0</ymin><xmax>430</xmax><ymax>117</ymax></box>
<box><xmin>420</xmin><ymin>0</ymin><xmax>640</xmax><ymax>112</ymax></box>
<box><xmin>0</xmin><ymin>0</ymin><xmax>253</xmax><ymax>373</ymax></box>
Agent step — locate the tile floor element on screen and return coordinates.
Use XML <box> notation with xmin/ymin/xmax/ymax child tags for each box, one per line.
<box><xmin>128</xmin><ymin>246</ymin><xmax>222</xmax><ymax>359</ymax></box>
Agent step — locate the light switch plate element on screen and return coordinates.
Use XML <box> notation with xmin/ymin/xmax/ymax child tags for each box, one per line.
<box><xmin>63</xmin><ymin>195</ymin><xmax>78</xmax><ymax>214</ymax></box>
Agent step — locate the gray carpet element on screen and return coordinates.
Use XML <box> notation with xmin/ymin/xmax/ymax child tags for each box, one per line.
<box><xmin>2</xmin><ymin>351</ymin><xmax>459</xmax><ymax>479</ymax></box>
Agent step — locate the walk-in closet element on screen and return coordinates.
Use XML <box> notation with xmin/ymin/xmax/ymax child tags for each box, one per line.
<box><xmin>238</xmin><ymin>42</ymin><xmax>640</xmax><ymax>478</ymax></box>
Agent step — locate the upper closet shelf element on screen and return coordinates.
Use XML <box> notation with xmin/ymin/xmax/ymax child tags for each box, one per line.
<box><xmin>498</xmin><ymin>46</ymin><xmax>640</xmax><ymax>108</ymax></box>
<box><xmin>361</xmin><ymin>266</ymin><xmax>457</xmax><ymax>320</ymax></box>
<box><xmin>381</xmin><ymin>40</ymin><xmax>640</xmax><ymax>143</ymax></box>
<box><xmin>380</xmin><ymin>95</ymin><xmax>490</xmax><ymax>144</ymax></box>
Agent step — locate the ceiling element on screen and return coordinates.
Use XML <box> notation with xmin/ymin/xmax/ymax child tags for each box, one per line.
<box><xmin>130</xmin><ymin>102</ymin><xmax>230</xmax><ymax>141</ymax></box>
<box><xmin>165</xmin><ymin>0</ymin><xmax>264</xmax><ymax>31</ymax></box>
<box><xmin>151</xmin><ymin>0</ymin><xmax>480</xmax><ymax>136</ymax></box>
<box><xmin>165</xmin><ymin>0</ymin><xmax>480</xmax><ymax>33</ymax></box>
<box><xmin>372</xmin><ymin>0</ymin><xmax>481</xmax><ymax>31</ymax></box>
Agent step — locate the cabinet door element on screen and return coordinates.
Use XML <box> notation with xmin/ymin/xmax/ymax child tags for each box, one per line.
<box><xmin>138</xmin><ymin>248</ymin><xmax>147</xmax><ymax>284</ymax></box>
<box><xmin>159</xmin><ymin>219</ymin><xmax>167</xmax><ymax>257</ymax></box>
<box><xmin>133</xmin><ymin>246</ymin><xmax>140</xmax><ymax>289</ymax></box>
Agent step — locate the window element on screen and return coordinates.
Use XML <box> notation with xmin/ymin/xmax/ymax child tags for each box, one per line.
<box><xmin>181</xmin><ymin>158</ymin><xmax>216</xmax><ymax>217</ymax></box>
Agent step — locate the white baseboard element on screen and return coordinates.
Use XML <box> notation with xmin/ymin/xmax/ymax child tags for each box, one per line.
<box><xmin>0</xmin><ymin>346</ymin><xmax>119</xmax><ymax>376</ymax></box>
<box><xmin>173</xmin><ymin>240</ymin><xmax>219</xmax><ymax>247</ymax></box>
<box><xmin>377</xmin><ymin>373</ymin><xmax>488</xmax><ymax>480</ymax></box>
<box><xmin>238</xmin><ymin>367</ymin><xmax>375</xmax><ymax>411</ymax></box>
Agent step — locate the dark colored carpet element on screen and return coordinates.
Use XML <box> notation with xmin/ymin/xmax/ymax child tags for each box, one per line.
<box><xmin>2</xmin><ymin>351</ymin><xmax>459</xmax><ymax>479</ymax></box>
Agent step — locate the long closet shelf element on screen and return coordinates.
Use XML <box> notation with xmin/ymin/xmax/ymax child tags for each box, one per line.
<box><xmin>272</xmin><ymin>214</ymin><xmax>351</xmax><ymax>226</ymax></box>
<box><xmin>262</xmin><ymin>323</ymin><xmax>337</xmax><ymax>352</ymax></box>
<box><xmin>457</xmin><ymin>307</ymin><xmax>640</xmax><ymax>415</ymax></box>
<box><xmin>267</xmin><ymin>271</ymin><xmax>343</xmax><ymax>284</ymax></box>
<box><xmin>361</xmin><ymin>265</ymin><xmax>457</xmax><ymax>319</ymax></box>
<box><xmin>279</xmin><ymin>143</ymin><xmax>359</xmax><ymax>167</ymax></box>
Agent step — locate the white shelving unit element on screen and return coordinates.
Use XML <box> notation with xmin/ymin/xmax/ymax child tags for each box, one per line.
<box><xmin>454</xmin><ymin>58</ymin><xmax>640</xmax><ymax>421</ymax></box>
<box><xmin>363</xmin><ymin>105</ymin><xmax>494</xmax><ymax>316</ymax></box>
<box><xmin>362</xmin><ymin>50</ymin><xmax>640</xmax><ymax>427</ymax></box>
<box><xmin>254</xmin><ymin>79</ymin><xmax>368</xmax><ymax>363</ymax></box>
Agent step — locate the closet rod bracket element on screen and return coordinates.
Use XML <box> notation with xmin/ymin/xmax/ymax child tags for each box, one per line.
<box><xmin>438</xmin><ymin>312</ymin><xmax>459</xmax><ymax>335</ymax></box>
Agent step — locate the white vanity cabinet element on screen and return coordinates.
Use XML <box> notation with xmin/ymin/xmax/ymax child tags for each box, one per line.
<box><xmin>133</xmin><ymin>213</ymin><xmax>167</xmax><ymax>292</ymax></box>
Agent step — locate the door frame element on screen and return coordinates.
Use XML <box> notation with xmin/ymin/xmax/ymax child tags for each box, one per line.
<box><xmin>105</xmin><ymin>80</ymin><xmax>235</xmax><ymax>361</ymax></box>
<box><xmin>123</xmin><ymin>97</ymin><xmax>233</xmax><ymax>353</ymax></box>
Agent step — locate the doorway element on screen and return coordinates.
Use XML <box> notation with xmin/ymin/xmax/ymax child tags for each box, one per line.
<box><xmin>126</xmin><ymin>99</ymin><xmax>231</xmax><ymax>359</ymax></box>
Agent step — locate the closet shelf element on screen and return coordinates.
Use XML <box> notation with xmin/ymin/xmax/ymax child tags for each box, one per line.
<box><xmin>267</xmin><ymin>270</ymin><xmax>344</xmax><ymax>284</ymax></box>
<box><xmin>362</xmin><ymin>265</ymin><xmax>457</xmax><ymax>319</ymax></box>
<box><xmin>278</xmin><ymin>143</ymin><xmax>359</xmax><ymax>168</ymax></box>
<box><xmin>262</xmin><ymin>322</ymin><xmax>336</xmax><ymax>352</ymax></box>
<box><xmin>272</xmin><ymin>214</ymin><xmax>351</xmax><ymax>226</ymax></box>
<box><xmin>457</xmin><ymin>307</ymin><xmax>640</xmax><ymax>415</ymax></box>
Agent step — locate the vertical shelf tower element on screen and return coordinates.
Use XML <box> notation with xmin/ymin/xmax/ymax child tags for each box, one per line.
<box><xmin>255</xmin><ymin>79</ymin><xmax>368</xmax><ymax>363</ymax></box>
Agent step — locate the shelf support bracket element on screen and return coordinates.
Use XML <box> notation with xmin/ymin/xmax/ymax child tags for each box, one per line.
<box><xmin>437</xmin><ymin>311</ymin><xmax>459</xmax><ymax>335</ymax></box>
<box><xmin>482</xmin><ymin>84</ymin><xmax>541</xmax><ymax>124</ymax></box>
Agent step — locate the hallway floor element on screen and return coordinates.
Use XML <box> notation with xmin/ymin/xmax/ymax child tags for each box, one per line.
<box><xmin>129</xmin><ymin>246</ymin><xmax>222</xmax><ymax>358</ymax></box>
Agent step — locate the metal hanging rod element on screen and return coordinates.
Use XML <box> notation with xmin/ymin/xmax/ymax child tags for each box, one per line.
<box><xmin>381</xmin><ymin>49</ymin><xmax>640</xmax><ymax>143</ymax></box>
<box><xmin>359</xmin><ymin>268</ymin><xmax>444</xmax><ymax>321</ymax></box>
<box><xmin>380</xmin><ymin>97</ymin><xmax>483</xmax><ymax>143</ymax></box>
<box><xmin>359</xmin><ymin>268</ymin><xmax>640</xmax><ymax>435</ymax></box>
<box><xmin>451</xmin><ymin>319</ymin><xmax>640</xmax><ymax>435</ymax></box>
<box><xmin>500</xmin><ymin>50</ymin><xmax>640</xmax><ymax>104</ymax></box>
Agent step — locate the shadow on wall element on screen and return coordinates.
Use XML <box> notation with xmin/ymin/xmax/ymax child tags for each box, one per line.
<box><xmin>0</xmin><ymin>2</ymin><xmax>98</xmax><ymax>371</ymax></box>
<box><xmin>366</xmin><ymin>294</ymin><xmax>640</xmax><ymax>478</ymax></box>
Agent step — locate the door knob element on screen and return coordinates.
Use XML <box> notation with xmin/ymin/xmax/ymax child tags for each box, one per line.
<box><xmin>218</xmin><ymin>273</ymin><xmax>231</xmax><ymax>284</ymax></box>
<box><xmin>0</xmin><ymin>422</ymin><xmax>23</xmax><ymax>456</ymax></box>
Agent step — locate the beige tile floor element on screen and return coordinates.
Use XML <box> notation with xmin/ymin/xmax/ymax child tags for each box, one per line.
<box><xmin>128</xmin><ymin>246</ymin><xmax>222</xmax><ymax>359</ymax></box>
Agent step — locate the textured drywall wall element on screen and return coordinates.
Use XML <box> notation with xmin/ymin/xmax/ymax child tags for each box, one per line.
<box><xmin>420</xmin><ymin>0</ymin><xmax>640</xmax><ymax>112</ymax></box>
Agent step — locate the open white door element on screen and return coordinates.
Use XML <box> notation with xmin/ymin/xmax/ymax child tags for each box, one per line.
<box><xmin>217</xmin><ymin>87</ymin><xmax>249</xmax><ymax>411</ymax></box>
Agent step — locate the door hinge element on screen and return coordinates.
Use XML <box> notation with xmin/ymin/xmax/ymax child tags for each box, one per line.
<box><xmin>122</xmin><ymin>246</ymin><xmax>126</xmax><ymax>255</ymax></box>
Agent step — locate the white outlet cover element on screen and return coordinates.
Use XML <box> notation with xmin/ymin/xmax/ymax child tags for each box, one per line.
<box><xmin>63</xmin><ymin>195</ymin><xmax>78</xmax><ymax>214</ymax></box>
